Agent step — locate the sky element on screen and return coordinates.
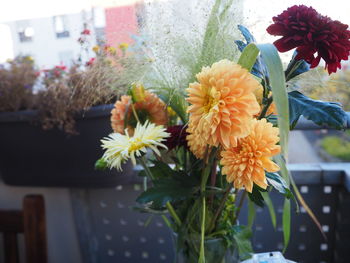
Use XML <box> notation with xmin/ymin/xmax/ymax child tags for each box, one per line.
<box><xmin>0</xmin><ymin>0</ymin><xmax>350</xmax><ymax>62</ymax></box>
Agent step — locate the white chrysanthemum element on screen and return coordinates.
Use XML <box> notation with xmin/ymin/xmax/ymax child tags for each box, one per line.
<box><xmin>101</xmin><ymin>121</ymin><xmax>170</xmax><ymax>171</ymax></box>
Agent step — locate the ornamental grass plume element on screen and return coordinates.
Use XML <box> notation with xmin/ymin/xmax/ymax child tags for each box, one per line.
<box><xmin>267</xmin><ymin>5</ymin><xmax>350</xmax><ymax>74</ymax></box>
<box><xmin>186</xmin><ymin>59</ymin><xmax>261</xmax><ymax>157</ymax></box>
<box><xmin>220</xmin><ymin>119</ymin><xmax>281</xmax><ymax>193</ymax></box>
<box><xmin>110</xmin><ymin>90</ymin><xmax>168</xmax><ymax>134</ymax></box>
<box><xmin>101</xmin><ymin>121</ymin><xmax>170</xmax><ymax>171</ymax></box>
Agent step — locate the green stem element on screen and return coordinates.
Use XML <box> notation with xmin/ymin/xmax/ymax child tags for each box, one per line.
<box><xmin>209</xmin><ymin>185</ymin><xmax>233</xmax><ymax>231</ymax></box>
<box><xmin>233</xmin><ymin>190</ymin><xmax>247</xmax><ymax>225</ymax></box>
<box><xmin>161</xmin><ymin>215</ymin><xmax>172</xmax><ymax>228</ymax></box>
<box><xmin>166</xmin><ymin>202</ymin><xmax>182</xmax><ymax>226</ymax></box>
<box><xmin>139</xmin><ymin>157</ymin><xmax>154</xmax><ymax>180</ymax></box>
<box><xmin>139</xmin><ymin>157</ymin><xmax>181</xmax><ymax>229</ymax></box>
<box><xmin>258</xmin><ymin>96</ymin><xmax>273</xmax><ymax>120</ymax></box>
<box><xmin>198</xmin><ymin>197</ymin><xmax>206</xmax><ymax>263</ymax></box>
<box><xmin>131</xmin><ymin>103</ymin><xmax>140</xmax><ymax>123</ymax></box>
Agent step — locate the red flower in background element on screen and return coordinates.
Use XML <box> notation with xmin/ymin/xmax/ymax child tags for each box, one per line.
<box><xmin>267</xmin><ymin>5</ymin><xmax>350</xmax><ymax>74</ymax></box>
<box><xmin>81</xmin><ymin>29</ymin><xmax>91</xmax><ymax>35</ymax></box>
<box><xmin>86</xmin><ymin>58</ymin><xmax>95</xmax><ymax>66</ymax></box>
<box><xmin>164</xmin><ymin>125</ymin><xmax>188</xmax><ymax>151</ymax></box>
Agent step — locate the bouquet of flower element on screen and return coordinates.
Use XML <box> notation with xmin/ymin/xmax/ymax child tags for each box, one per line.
<box><xmin>97</xmin><ymin>1</ymin><xmax>350</xmax><ymax>262</ymax></box>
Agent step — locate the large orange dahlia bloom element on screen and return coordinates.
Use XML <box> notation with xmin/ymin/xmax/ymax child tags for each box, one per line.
<box><xmin>220</xmin><ymin>119</ymin><xmax>281</xmax><ymax>193</ymax></box>
<box><xmin>186</xmin><ymin>60</ymin><xmax>261</xmax><ymax>155</ymax></box>
<box><xmin>111</xmin><ymin>91</ymin><xmax>167</xmax><ymax>134</ymax></box>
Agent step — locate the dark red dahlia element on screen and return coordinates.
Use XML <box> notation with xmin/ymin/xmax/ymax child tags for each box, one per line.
<box><xmin>164</xmin><ymin>125</ymin><xmax>188</xmax><ymax>151</ymax></box>
<box><xmin>267</xmin><ymin>5</ymin><xmax>350</xmax><ymax>74</ymax></box>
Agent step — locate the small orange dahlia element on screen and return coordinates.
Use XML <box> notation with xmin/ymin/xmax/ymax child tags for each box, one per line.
<box><xmin>220</xmin><ymin>119</ymin><xmax>281</xmax><ymax>193</ymax></box>
<box><xmin>111</xmin><ymin>91</ymin><xmax>167</xmax><ymax>134</ymax></box>
<box><xmin>186</xmin><ymin>59</ymin><xmax>261</xmax><ymax>152</ymax></box>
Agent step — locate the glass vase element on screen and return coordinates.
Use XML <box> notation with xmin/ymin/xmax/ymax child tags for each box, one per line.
<box><xmin>172</xmin><ymin>233</ymin><xmax>239</xmax><ymax>263</ymax></box>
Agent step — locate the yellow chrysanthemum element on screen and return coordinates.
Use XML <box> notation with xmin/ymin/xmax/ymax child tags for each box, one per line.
<box><xmin>111</xmin><ymin>91</ymin><xmax>167</xmax><ymax>135</ymax></box>
<box><xmin>101</xmin><ymin>121</ymin><xmax>170</xmax><ymax>171</ymax></box>
<box><xmin>254</xmin><ymin>86</ymin><xmax>276</xmax><ymax>116</ymax></box>
<box><xmin>220</xmin><ymin>119</ymin><xmax>281</xmax><ymax>193</ymax></box>
<box><xmin>186</xmin><ymin>60</ymin><xmax>261</xmax><ymax>157</ymax></box>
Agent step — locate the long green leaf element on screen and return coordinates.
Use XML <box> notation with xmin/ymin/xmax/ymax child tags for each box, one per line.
<box><xmin>247</xmin><ymin>199</ymin><xmax>256</xmax><ymax>229</ymax></box>
<box><xmin>290</xmin><ymin>176</ymin><xmax>326</xmax><ymax>240</ymax></box>
<box><xmin>282</xmin><ymin>199</ymin><xmax>291</xmax><ymax>252</ymax></box>
<box><xmin>262</xmin><ymin>192</ymin><xmax>276</xmax><ymax>229</ymax></box>
<box><xmin>257</xmin><ymin>44</ymin><xmax>289</xmax><ymax>158</ymax></box>
<box><xmin>274</xmin><ymin>155</ymin><xmax>290</xmax><ymax>186</ymax></box>
<box><xmin>237</xmin><ymin>43</ymin><xmax>260</xmax><ymax>71</ymax></box>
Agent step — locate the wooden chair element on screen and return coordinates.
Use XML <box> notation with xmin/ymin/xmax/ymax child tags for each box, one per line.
<box><xmin>0</xmin><ymin>195</ymin><xmax>48</xmax><ymax>263</ymax></box>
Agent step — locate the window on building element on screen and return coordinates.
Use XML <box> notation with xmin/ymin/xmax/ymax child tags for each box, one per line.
<box><xmin>17</xmin><ymin>21</ymin><xmax>34</xmax><ymax>43</ymax></box>
<box><xmin>53</xmin><ymin>16</ymin><xmax>70</xmax><ymax>38</ymax></box>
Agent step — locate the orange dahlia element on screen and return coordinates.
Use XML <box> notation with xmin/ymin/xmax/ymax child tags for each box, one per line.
<box><xmin>220</xmin><ymin>119</ymin><xmax>281</xmax><ymax>193</ymax></box>
<box><xmin>186</xmin><ymin>60</ymin><xmax>261</xmax><ymax>154</ymax></box>
<box><xmin>186</xmin><ymin>119</ymin><xmax>208</xmax><ymax>159</ymax></box>
<box><xmin>111</xmin><ymin>91</ymin><xmax>167</xmax><ymax>134</ymax></box>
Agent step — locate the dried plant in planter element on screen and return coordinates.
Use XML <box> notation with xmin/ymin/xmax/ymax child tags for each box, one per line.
<box><xmin>0</xmin><ymin>56</ymin><xmax>38</xmax><ymax>112</ymax></box>
<box><xmin>0</xmin><ymin>41</ymin><xmax>151</xmax><ymax>134</ymax></box>
<box><xmin>35</xmin><ymin>63</ymin><xmax>119</xmax><ymax>134</ymax></box>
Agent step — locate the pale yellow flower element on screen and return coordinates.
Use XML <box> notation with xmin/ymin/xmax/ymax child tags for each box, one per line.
<box><xmin>220</xmin><ymin>119</ymin><xmax>281</xmax><ymax>193</ymax></box>
<box><xmin>101</xmin><ymin>121</ymin><xmax>170</xmax><ymax>171</ymax></box>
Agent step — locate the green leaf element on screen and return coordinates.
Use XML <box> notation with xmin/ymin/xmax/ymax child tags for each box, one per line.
<box><xmin>274</xmin><ymin>155</ymin><xmax>290</xmax><ymax>186</ymax></box>
<box><xmin>257</xmin><ymin>43</ymin><xmax>289</xmax><ymax>158</ymax></box>
<box><xmin>232</xmin><ymin>225</ymin><xmax>253</xmax><ymax>260</ymax></box>
<box><xmin>288</xmin><ymin>90</ymin><xmax>347</xmax><ymax>130</ymax></box>
<box><xmin>157</xmin><ymin>88</ymin><xmax>188</xmax><ymax>123</ymax></box>
<box><xmin>147</xmin><ymin>161</ymin><xmax>177</xmax><ymax>179</ymax></box>
<box><xmin>248</xmin><ymin>185</ymin><xmax>266</xmax><ymax>207</ymax></box>
<box><xmin>282</xmin><ymin>199</ymin><xmax>291</xmax><ymax>252</ymax></box>
<box><xmin>266</xmin><ymin>172</ymin><xmax>288</xmax><ymax>194</ymax></box>
<box><xmin>132</xmin><ymin>205</ymin><xmax>168</xmax><ymax>215</ymax></box>
<box><xmin>261</xmin><ymin>192</ymin><xmax>276</xmax><ymax>229</ymax></box>
<box><xmin>237</xmin><ymin>43</ymin><xmax>259</xmax><ymax>72</ymax></box>
<box><xmin>247</xmin><ymin>199</ymin><xmax>256</xmax><ymax>229</ymax></box>
<box><xmin>136</xmin><ymin>175</ymin><xmax>198</xmax><ymax>208</ymax></box>
<box><xmin>235</xmin><ymin>25</ymin><xmax>268</xmax><ymax>79</ymax></box>
<box><xmin>285</xmin><ymin>51</ymin><xmax>310</xmax><ymax>81</ymax></box>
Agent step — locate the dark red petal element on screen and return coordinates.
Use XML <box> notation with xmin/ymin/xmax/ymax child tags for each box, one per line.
<box><xmin>274</xmin><ymin>37</ymin><xmax>298</xmax><ymax>52</ymax></box>
<box><xmin>266</xmin><ymin>23</ymin><xmax>288</xmax><ymax>35</ymax></box>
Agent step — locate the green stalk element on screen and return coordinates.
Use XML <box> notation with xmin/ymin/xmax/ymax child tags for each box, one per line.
<box><xmin>166</xmin><ymin>202</ymin><xmax>182</xmax><ymax>226</ymax></box>
<box><xmin>198</xmin><ymin>197</ymin><xmax>206</xmax><ymax>263</ymax></box>
<box><xmin>139</xmin><ymin>157</ymin><xmax>181</xmax><ymax>228</ymax></box>
<box><xmin>131</xmin><ymin>103</ymin><xmax>140</xmax><ymax>123</ymax></box>
<box><xmin>139</xmin><ymin>157</ymin><xmax>154</xmax><ymax>180</ymax></box>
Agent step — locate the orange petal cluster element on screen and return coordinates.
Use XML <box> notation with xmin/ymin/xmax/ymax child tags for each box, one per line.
<box><xmin>220</xmin><ymin>119</ymin><xmax>281</xmax><ymax>193</ymax></box>
<box><xmin>186</xmin><ymin>60</ymin><xmax>261</xmax><ymax>157</ymax></box>
<box><xmin>111</xmin><ymin>91</ymin><xmax>167</xmax><ymax>134</ymax></box>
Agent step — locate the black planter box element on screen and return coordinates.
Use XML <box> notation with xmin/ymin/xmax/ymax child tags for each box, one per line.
<box><xmin>0</xmin><ymin>104</ymin><xmax>131</xmax><ymax>187</ymax></box>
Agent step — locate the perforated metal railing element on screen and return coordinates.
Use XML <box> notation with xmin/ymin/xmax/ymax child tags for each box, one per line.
<box><xmin>70</xmin><ymin>164</ymin><xmax>350</xmax><ymax>263</ymax></box>
<box><xmin>70</xmin><ymin>116</ymin><xmax>350</xmax><ymax>263</ymax></box>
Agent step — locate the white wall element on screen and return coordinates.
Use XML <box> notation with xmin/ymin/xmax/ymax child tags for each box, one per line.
<box><xmin>6</xmin><ymin>12</ymin><xmax>97</xmax><ymax>68</ymax></box>
<box><xmin>0</xmin><ymin>179</ymin><xmax>82</xmax><ymax>263</ymax></box>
